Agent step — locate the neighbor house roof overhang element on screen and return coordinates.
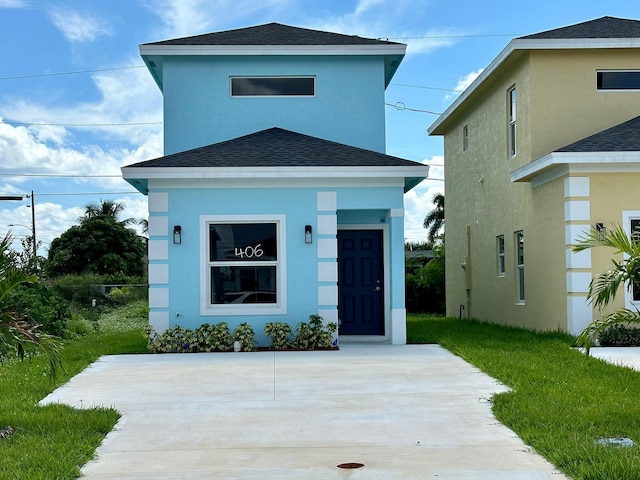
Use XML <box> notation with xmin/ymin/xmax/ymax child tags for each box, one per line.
<box><xmin>511</xmin><ymin>116</ymin><xmax>640</xmax><ymax>185</ymax></box>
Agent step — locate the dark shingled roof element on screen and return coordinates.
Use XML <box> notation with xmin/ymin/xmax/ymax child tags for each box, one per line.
<box><xmin>143</xmin><ymin>22</ymin><xmax>401</xmax><ymax>47</ymax></box>
<box><xmin>557</xmin><ymin>116</ymin><xmax>640</xmax><ymax>153</ymax></box>
<box><xmin>519</xmin><ymin>16</ymin><xmax>640</xmax><ymax>40</ymax></box>
<box><xmin>126</xmin><ymin>127</ymin><xmax>422</xmax><ymax>168</ymax></box>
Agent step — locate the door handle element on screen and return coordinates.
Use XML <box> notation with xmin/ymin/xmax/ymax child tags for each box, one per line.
<box><xmin>374</xmin><ymin>286</ymin><xmax>381</xmax><ymax>292</ymax></box>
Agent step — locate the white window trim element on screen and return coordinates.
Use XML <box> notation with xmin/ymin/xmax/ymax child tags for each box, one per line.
<box><xmin>515</xmin><ymin>230</ymin><xmax>525</xmax><ymax>304</ymax></box>
<box><xmin>596</xmin><ymin>70</ymin><xmax>640</xmax><ymax>92</ymax></box>
<box><xmin>199</xmin><ymin>214</ymin><xmax>287</xmax><ymax>316</ymax></box>
<box><xmin>508</xmin><ymin>86</ymin><xmax>516</xmax><ymax>157</ymax></box>
<box><xmin>623</xmin><ymin>211</ymin><xmax>640</xmax><ymax>309</ymax></box>
<box><xmin>497</xmin><ymin>235</ymin><xmax>505</xmax><ymax>277</ymax></box>
<box><xmin>230</xmin><ymin>76</ymin><xmax>316</xmax><ymax>98</ymax></box>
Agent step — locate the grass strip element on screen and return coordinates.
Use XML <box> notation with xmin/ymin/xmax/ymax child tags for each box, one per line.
<box><xmin>408</xmin><ymin>314</ymin><xmax>640</xmax><ymax>480</ymax></box>
<box><xmin>0</xmin><ymin>302</ymin><xmax>148</xmax><ymax>480</ymax></box>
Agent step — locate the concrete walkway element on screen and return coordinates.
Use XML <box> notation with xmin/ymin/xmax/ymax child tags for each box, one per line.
<box><xmin>41</xmin><ymin>345</ymin><xmax>568</xmax><ymax>479</ymax></box>
<box><xmin>589</xmin><ymin>346</ymin><xmax>640</xmax><ymax>371</ymax></box>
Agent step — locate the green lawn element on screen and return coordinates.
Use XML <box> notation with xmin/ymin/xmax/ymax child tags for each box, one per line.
<box><xmin>0</xmin><ymin>302</ymin><xmax>148</xmax><ymax>480</ymax></box>
<box><xmin>408</xmin><ymin>314</ymin><xmax>640</xmax><ymax>480</ymax></box>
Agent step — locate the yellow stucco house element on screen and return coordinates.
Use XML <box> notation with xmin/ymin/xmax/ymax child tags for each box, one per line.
<box><xmin>428</xmin><ymin>16</ymin><xmax>640</xmax><ymax>334</ymax></box>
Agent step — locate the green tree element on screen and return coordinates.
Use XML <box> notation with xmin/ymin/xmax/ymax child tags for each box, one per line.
<box><xmin>573</xmin><ymin>224</ymin><xmax>640</xmax><ymax>353</ymax></box>
<box><xmin>405</xmin><ymin>244</ymin><xmax>445</xmax><ymax>313</ymax></box>
<box><xmin>423</xmin><ymin>192</ymin><xmax>444</xmax><ymax>243</ymax></box>
<box><xmin>47</xmin><ymin>201</ymin><xmax>146</xmax><ymax>277</ymax></box>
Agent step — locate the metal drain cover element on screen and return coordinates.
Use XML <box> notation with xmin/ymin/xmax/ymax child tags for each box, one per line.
<box><xmin>337</xmin><ymin>462</ymin><xmax>365</xmax><ymax>469</ymax></box>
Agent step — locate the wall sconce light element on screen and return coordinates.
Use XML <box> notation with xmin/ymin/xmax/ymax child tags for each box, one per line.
<box><xmin>173</xmin><ymin>225</ymin><xmax>182</xmax><ymax>244</ymax></box>
<box><xmin>304</xmin><ymin>225</ymin><xmax>313</xmax><ymax>244</ymax></box>
<box><xmin>596</xmin><ymin>223</ymin><xmax>606</xmax><ymax>241</ymax></box>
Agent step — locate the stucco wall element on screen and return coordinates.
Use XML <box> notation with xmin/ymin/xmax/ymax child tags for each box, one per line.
<box><xmin>146</xmin><ymin>178</ymin><xmax>407</xmax><ymax>345</ymax></box>
<box><xmin>529</xmin><ymin>49</ymin><xmax>640</xmax><ymax>158</ymax></box>
<box><xmin>441</xmin><ymin>46</ymin><xmax>640</xmax><ymax>333</ymax></box>
<box><xmin>161</xmin><ymin>55</ymin><xmax>387</xmax><ymax>155</ymax></box>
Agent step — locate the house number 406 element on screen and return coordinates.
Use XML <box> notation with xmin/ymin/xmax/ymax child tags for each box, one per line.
<box><xmin>234</xmin><ymin>243</ymin><xmax>264</xmax><ymax>259</ymax></box>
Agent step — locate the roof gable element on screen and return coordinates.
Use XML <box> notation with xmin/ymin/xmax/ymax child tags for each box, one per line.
<box><xmin>519</xmin><ymin>16</ymin><xmax>640</xmax><ymax>40</ymax></box>
<box><xmin>143</xmin><ymin>22</ymin><xmax>402</xmax><ymax>47</ymax></box>
<box><xmin>557</xmin><ymin>116</ymin><xmax>640</xmax><ymax>153</ymax></box>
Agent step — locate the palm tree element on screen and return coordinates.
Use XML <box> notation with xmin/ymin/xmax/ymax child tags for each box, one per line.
<box><xmin>573</xmin><ymin>224</ymin><xmax>640</xmax><ymax>353</ymax></box>
<box><xmin>80</xmin><ymin>200</ymin><xmax>134</xmax><ymax>225</ymax></box>
<box><xmin>423</xmin><ymin>193</ymin><xmax>444</xmax><ymax>243</ymax></box>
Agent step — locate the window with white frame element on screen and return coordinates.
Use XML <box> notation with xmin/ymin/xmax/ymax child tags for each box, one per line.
<box><xmin>597</xmin><ymin>71</ymin><xmax>640</xmax><ymax>91</ymax></box>
<box><xmin>231</xmin><ymin>76</ymin><xmax>315</xmax><ymax>97</ymax></box>
<box><xmin>515</xmin><ymin>230</ymin><xmax>524</xmax><ymax>303</ymax></box>
<box><xmin>497</xmin><ymin>235</ymin><xmax>505</xmax><ymax>276</ymax></box>
<box><xmin>508</xmin><ymin>86</ymin><xmax>516</xmax><ymax>157</ymax></box>
<box><xmin>202</xmin><ymin>215</ymin><xmax>286</xmax><ymax>315</ymax></box>
<box><xmin>463</xmin><ymin>124</ymin><xmax>469</xmax><ymax>151</ymax></box>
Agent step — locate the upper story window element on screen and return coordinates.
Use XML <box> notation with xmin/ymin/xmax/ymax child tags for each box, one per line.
<box><xmin>231</xmin><ymin>77</ymin><xmax>315</xmax><ymax>97</ymax></box>
<box><xmin>508</xmin><ymin>86</ymin><xmax>516</xmax><ymax>157</ymax></box>
<box><xmin>597</xmin><ymin>71</ymin><xmax>640</xmax><ymax>91</ymax></box>
<box><xmin>463</xmin><ymin>125</ymin><xmax>469</xmax><ymax>151</ymax></box>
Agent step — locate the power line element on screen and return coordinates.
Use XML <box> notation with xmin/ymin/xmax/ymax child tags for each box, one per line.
<box><xmin>386</xmin><ymin>102</ymin><xmax>442</xmax><ymax>115</ymax></box>
<box><xmin>0</xmin><ymin>173</ymin><xmax>121</xmax><ymax>178</ymax></box>
<box><xmin>0</xmin><ymin>65</ymin><xmax>146</xmax><ymax>81</ymax></box>
<box><xmin>391</xmin><ymin>82</ymin><xmax>462</xmax><ymax>93</ymax></box>
<box><xmin>4</xmin><ymin>120</ymin><xmax>162</xmax><ymax>127</ymax></box>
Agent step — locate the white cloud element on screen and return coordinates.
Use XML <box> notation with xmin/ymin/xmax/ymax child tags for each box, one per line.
<box><xmin>48</xmin><ymin>8</ymin><xmax>113</xmax><ymax>43</ymax></box>
<box><xmin>0</xmin><ymin>0</ymin><xmax>28</xmax><ymax>7</ymax></box>
<box><xmin>403</xmin><ymin>155</ymin><xmax>444</xmax><ymax>243</ymax></box>
<box><xmin>145</xmin><ymin>0</ymin><xmax>291</xmax><ymax>38</ymax></box>
<box><xmin>445</xmin><ymin>68</ymin><xmax>484</xmax><ymax>100</ymax></box>
<box><xmin>355</xmin><ymin>0</ymin><xmax>387</xmax><ymax>16</ymax></box>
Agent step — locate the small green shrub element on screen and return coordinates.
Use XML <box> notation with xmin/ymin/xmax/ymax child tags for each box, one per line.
<box><xmin>6</xmin><ymin>281</ymin><xmax>70</xmax><ymax>336</ymax></box>
<box><xmin>264</xmin><ymin>322</ymin><xmax>292</xmax><ymax>350</ymax></box>
<box><xmin>145</xmin><ymin>322</ymin><xmax>234</xmax><ymax>353</ymax></box>
<box><xmin>233</xmin><ymin>322</ymin><xmax>257</xmax><ymax>351</ymax></box>
<box><xmin>292</xmin><ymin>314</ymin><xmax>337</xmax><ymax>350</ymax></box>
<box><xmin>599</xmin><ymin>324</ymin><xmax>640</xmax><ymax>346</ymax></box>
<box><xmin>195</xmin><ymin>322</ymin><xmax>233</xmax><ymax>352</ymax></box>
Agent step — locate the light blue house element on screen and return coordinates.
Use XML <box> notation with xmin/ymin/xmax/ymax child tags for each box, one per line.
<box><xmin>122</xmin><ymin>23</ymin><xmax>428</xmax><ymax>345</ymax></box>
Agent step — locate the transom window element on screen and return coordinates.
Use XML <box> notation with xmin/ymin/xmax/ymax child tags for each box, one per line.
<box><xmin>201</xmin><ymin>215</ymin><xmax>286</xmax><ymax>315</ymax></box>
<box><xmin>597</xmin><ymin>71</ymin><xmax>640</xmax><ymax>91</ymax></box>
<box><xmin>231</xmin><ymin>76</ymin><xmax>315</xmax><ymax>96</ymax></box>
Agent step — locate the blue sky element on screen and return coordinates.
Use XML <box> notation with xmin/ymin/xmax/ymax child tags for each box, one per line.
<box><xmin>0</xmin><ymin>0</ymin><xmax>638</xmax><ymax>251</ymax></box>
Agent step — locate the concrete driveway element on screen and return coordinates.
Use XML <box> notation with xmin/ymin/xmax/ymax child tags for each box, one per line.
<box><xmin>41</xmin><ymin>345</ymin><xmax>567</xmax><ymax>479</ymax></box>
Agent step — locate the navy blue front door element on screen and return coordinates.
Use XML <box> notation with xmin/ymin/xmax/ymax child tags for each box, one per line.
<box><xmin>337</xmin><ymin>229</ymin><xmax>384</xmax><ymax>335</ymax></box>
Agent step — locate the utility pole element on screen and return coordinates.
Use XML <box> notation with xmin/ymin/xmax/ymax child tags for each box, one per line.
<box><xmin>29</xmin><ymin>190</ymin><xmax>36</xmax><ymax>258</ymax></box>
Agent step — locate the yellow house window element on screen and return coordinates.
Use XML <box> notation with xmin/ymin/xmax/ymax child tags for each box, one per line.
<box><xmin>515</xmin><ymin>230</ymin><xmax>524</xmax><ymax>303</ymax></box>
<box><xmin>497</xmin><ymin>235</ymin><xmax>505</xmax><ymax>276</ymax></box>
<box><xmin>508</xmin><ymin>86</ymin><xmax>516</xmax><ymax>157</ymax></box>
<box><xmin>463</xmin><ymin>125</ymin><xmax>469</xmax><ymax>151</ymax></box>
